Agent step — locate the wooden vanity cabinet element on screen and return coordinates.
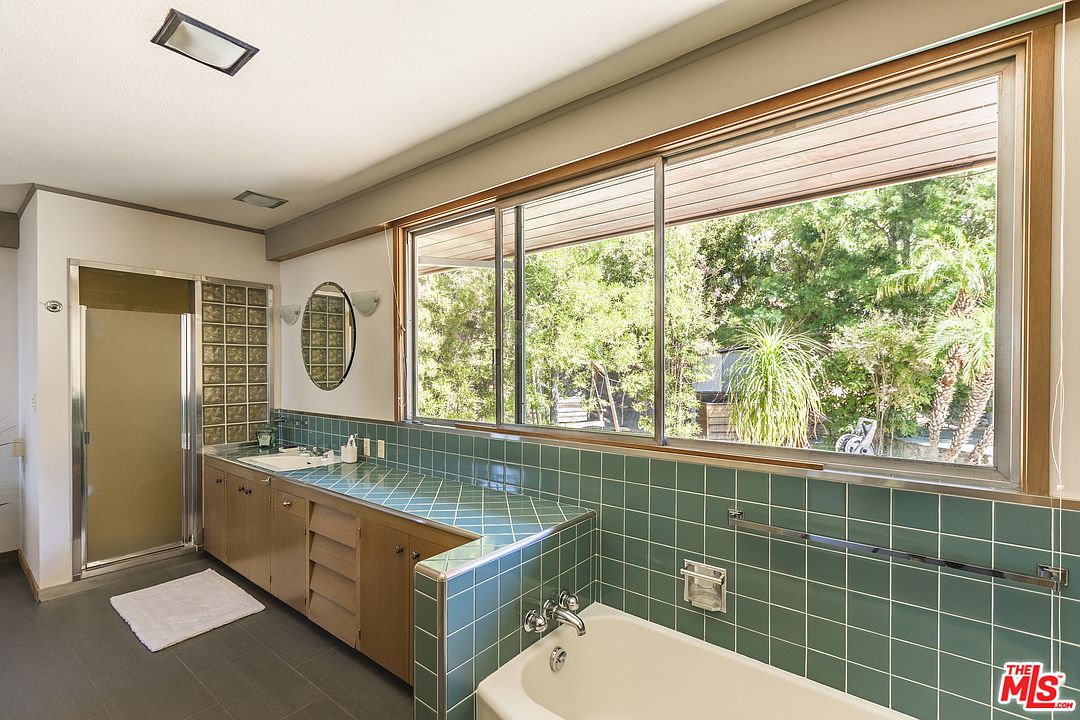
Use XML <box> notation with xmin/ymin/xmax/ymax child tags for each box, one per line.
<box><xmin>201</xmin><ymin>456</ymin><xmax>472</xmax><ymax>684</ymax></box>
<box><xmin>356</xmin><ymin>518</ymin><xmax>458</xmax><ymax>682</ymax></box>
<box><xmin>202</xmin><ymin>463</ymin><xmax>226</xmax><ymax>559</ymax></box>
<box><xmin>271</xmin><ymin>489</ymin><xmax>308</xmax><ymax>613</ymax></box>
<box><xmin>223</xmin><ymin>470</ymin><xmax>271</xmax><ymax>591</ymax></box>
<box><xmin>356</xmin><ymin>520</ymin><xmax>413</xmax><ymax>680</ymax></box>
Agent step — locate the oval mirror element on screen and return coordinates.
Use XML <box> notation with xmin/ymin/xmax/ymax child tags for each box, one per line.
<box><xmin>301</xmin><ymin>282</ymin><xmax>356</xmax><ymax>390</ymax></box>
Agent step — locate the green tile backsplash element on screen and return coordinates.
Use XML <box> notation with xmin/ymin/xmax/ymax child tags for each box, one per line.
<box><xmin>279</xmin><ymin>410</ymin><xmax>1079</xmax><ymax>720</ymax></box>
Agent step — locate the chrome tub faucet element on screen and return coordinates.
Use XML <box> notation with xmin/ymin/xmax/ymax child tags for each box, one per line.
<box><xmin>543</xmin><ymin>591</ymin><xmax>586</xmax><ymax>636</ymax></box>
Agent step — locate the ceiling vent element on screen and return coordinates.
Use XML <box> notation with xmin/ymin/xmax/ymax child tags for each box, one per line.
<box><xmin>151</xmin><ymin>9</ymin><xmax>259</xmax><ymax>76</ymax></box>
<box><xmin>234</xmin><ymin>190</ymin><xmax>288</xmax><ymax>209</ymax></box>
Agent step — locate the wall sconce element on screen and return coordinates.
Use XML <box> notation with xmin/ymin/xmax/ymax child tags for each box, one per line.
<box><xmin>279</xmin><ymin>305</ymin><xmax>301</xmax><ymax>325</ymax></box>
<box><xmin>349</xmin><ymin>290</ymin><xmax>381</xmax><ymax>316</ymax></box>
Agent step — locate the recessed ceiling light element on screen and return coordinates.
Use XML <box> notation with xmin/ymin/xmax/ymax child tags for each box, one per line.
<box><xmin>234</xmin><ymin>190</ymin><xmax>288</xmax><ymax>209</ymax></box>
<box><xmin>151</xmin><ymin>9</ymin><xmax>259</xmax><ymax>76</ymax></box>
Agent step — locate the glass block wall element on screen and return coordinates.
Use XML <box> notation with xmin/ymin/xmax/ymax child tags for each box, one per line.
<box><xmin>278</xmin><ymin>409</ymin><xmax>1080</xmax><ymax>720</ymax></box>
<box><xmin>201</xmin><ymin>282</ymin><xmax>270</xmax><ymax>445</ymax></box>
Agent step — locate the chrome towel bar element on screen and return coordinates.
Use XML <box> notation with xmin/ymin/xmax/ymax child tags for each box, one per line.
<box><xmin>728</xmin><ymin>509</ymin><xmax>1069</xmax><ymax>593</ymax></box>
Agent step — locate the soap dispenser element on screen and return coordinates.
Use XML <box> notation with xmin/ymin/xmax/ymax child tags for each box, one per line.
<box><xmin>341</xmin><ymin>435</ymin><xmax>359</xmax><ymax>464</ymax></box>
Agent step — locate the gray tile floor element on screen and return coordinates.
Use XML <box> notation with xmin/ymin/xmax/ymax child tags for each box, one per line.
<box><xmin>0</xmin><ymin>555</ymin><xmax>413</xmax><ymax>720</ymax></box>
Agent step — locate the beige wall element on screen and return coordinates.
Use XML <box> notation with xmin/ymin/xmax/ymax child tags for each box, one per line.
<box><xmin>279</xmin><ymin>232</ymin><xmax>396</xmax><ymax>420</ymax></box>
<box><xmin>18</xmin><ymin>191</ymin><xmax>281</xmax><ymax>588</ymax></box>
<box><xmin>0</xmin><ymin>248</ymin><xmax>20</xmax><ymax>553</ymax></box>
<box><xmin>18</xmin><ymin>199</ymin><xmax>39</xmax><ymax>574</ymax></box>
<box><xmin>267</xmin><ymin>0</ymin><xmax>1056</xmax><ymax>259</ymax></box>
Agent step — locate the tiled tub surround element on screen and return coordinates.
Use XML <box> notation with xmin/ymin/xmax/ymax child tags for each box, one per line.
<box><xmin>278</xmin><ymin>410</ymin><xmax>1080</xmax><ymax>720</ymax></box>
<box><xmin>203</xmin><ymin>444</ymin><xmax>594</xmax><ymax>720</ymax></box>
<box><xmin>413</xmin><ymin>515</ymin><xmax>596</xmax><ymax>720</ymax></box>
<box><xmin>201</xmin><ymin>282</ymin><xmax>271</xmax><ymax>445</ymax></box>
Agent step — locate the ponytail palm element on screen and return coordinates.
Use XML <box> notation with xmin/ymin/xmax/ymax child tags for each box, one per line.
<box><xmin>729</xmin><ymin>321</ymin><xmax>824</xmax><ymax>448</ymax></box>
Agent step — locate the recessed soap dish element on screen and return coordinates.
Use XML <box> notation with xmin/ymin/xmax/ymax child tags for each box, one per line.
<box><xmin>681</xmin><ymin>560</ymin><xmax>727</xmax><ymax>612</ymax></box>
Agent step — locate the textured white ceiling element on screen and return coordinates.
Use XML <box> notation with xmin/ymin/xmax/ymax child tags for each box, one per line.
<box><xmin>0</xmin><ymin>1</ymin><xmax>811</xmax><ymax>229</ymax></box>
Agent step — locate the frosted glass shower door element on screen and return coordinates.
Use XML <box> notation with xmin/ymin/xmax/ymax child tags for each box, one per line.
<box><xmin>83</xmin><ymin>308</ymin><xmax>185</xmax><ymax>565</ymax></box>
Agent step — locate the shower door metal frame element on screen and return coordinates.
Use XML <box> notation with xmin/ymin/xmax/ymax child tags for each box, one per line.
<box><xmin>69</xmin><ymin>260</ymin><xmax>203</xmax><ymax>579</ymax></box>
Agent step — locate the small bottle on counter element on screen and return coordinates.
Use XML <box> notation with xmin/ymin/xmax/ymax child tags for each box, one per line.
<box><xmin>341</xmin><ymin>435</ymin><xmax>359</xmax><ymax>463</ymax></box>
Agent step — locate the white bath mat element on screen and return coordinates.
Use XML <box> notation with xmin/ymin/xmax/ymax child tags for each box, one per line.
<box><xmin>110</xmin><ymin>568</ymin><xmax>264</xmax><ymax>651</ymax></box>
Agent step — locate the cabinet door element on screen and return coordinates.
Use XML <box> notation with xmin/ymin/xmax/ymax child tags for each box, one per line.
<box><xmin>203</xmin><ymin>464</ymin><xmax>226</xmax><ymax>559</ymax></box>
<box><xmin>410</xmin><ymin>537</ymin><xmax>450</xmax><ymax>565</ymax></box>
<box><xmin>271</xmin><ymin>507</ymin><xmax>307</xmax><ymax>613</ymax></box>
<box><xmin>224</xmin><ymin>473</ymin><xmax>247</xmax><ymax>576</ymax></box>
<box><xmin>246</xmin><ymin>477</ymin><xmax>272</xmax><ymax>591</ymax></box>
<box><xmin>356</xmin><ymin>520</ymin><xmax>412</xmax><ymax>681</ymax></box>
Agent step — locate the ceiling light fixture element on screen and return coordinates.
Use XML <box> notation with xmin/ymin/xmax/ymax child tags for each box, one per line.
<box><xmin>234</xmin><ymin>190</ymin><xmax>288</xmax><ymax>209</ymax></box>
<box><xmin>151</xmin><ymin>9</ymin><xmax>259</xmax><ymax>76</ymax></box>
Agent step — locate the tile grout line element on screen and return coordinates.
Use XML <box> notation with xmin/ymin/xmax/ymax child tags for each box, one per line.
<box><xmin>990</xmin><ymin>500</ymin><xmax>996</xmax><ymax>712</ymax></box>
<box><xmin>279</xmin><ymin>693</ymin><xmax>335</xmax><ymax>720</ymax></box>
<box><xmin>936</xmin><ymin>492</ymin><xmax>942</xmax><ymax>720</ymax></box>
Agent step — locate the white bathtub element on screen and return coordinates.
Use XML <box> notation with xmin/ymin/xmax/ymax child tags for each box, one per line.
<box><xmin>477</xmin><ymin>603</ymin><xmax>907</xmax><ymax>720</ymax></box>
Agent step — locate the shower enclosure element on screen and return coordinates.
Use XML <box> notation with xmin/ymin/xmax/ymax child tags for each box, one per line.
<box><xmin>71</xmin><ymin>263</ymin><xmax>199</xmax><ymax>577</ymax></box>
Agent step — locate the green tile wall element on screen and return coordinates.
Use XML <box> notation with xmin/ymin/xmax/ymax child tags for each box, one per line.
<box><xmin>280</xmin><ymin>411</ymin><xmax>1079</xmax><ymax>720</ymax></box>
<box><xmin>413</xmin><ymin>517</ymin><xmax>595</xmax><ymax>719</ymax></box>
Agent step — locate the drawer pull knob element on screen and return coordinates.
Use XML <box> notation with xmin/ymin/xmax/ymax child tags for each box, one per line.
<box><xmin>394</xmin><ymin>545</ymin><xmax>404</xmax><ymax>554</ymax></box>
<box><xmin>411</xmin><ymin>551</ymin><xmax>421</xmax><ymax>560</ymax></box>
<box><xmin>216</xmin><ymin>478</ymin><xmax>222</xmax><ymax>484</ymax></box>
<box><xmin>263</xmin><ymin>477</ymin><xmax>271</xmax><ymax>485</ymax></box>
<box><xmin>281</xmin><ymin>500</ymin><xmax>292</xmax><ymax>507</ymax></box>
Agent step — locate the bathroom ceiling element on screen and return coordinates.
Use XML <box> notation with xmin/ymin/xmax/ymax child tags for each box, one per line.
<box><xmin>0</xmin><ymin>0</ymin><xmax>813</xmax><ymax>230</ymax></box>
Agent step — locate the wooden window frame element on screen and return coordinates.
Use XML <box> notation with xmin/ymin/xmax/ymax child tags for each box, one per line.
<box><xmin>392</xmin><ymin>14</ymin><xmax>1057</xmax><ymax>496</ymax></box>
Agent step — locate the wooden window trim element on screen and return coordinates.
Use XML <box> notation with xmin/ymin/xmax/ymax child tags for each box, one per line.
<box><xmin>393</xmin><ymin>13</ymin><xmax>1058</xmax><ymax>496</ymax></box>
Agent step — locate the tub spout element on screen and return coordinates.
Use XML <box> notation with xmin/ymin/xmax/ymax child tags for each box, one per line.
<box><xmin>543</xmin><ymin>599</ymin><xmax>586</xmax><ymax>636</ymax></box>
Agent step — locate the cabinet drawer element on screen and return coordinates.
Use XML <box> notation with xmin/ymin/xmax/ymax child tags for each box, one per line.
<box><xmin>308</xmin><ymin>591</ymin><xmax>357</xmax><ymax>646</ymax></box>
<box><xmin>272</xmin><ymin>488</ymin><xmax>306</xmax><ymax>519</ymax></box>
<box><xmin>310</xmin><ymin>563</ymin><xmax>357</xmax><ymax>614</ymax></box>
<box><xmin>310</xmin><ymin>534</ymin><xmax>356</xmax><ymax>580</ymax></box>
<box><xmin>309</xmin><ymin>503</ymin><xmax>357</xmax><ymax>548</ymax></box>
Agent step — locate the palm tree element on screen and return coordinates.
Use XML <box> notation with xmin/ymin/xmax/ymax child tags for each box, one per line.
<box><xmin>879</xmin><ymin>229</ymin><xmax>994</xmax><ymax>458</ymax></box>
<box><xmin>729</xmin><ymin>321</ymin><xmax>824</xmax><ymax>448</ymax></box>
<box><xmin>968</xmin><ymin>424</ymin><xmax>994</xmax><ymax>466</ymax></box>
<box><xmin>931</xmin><ymin>306</ymin><xmax>995</xmax><ymax>462</ymax></box>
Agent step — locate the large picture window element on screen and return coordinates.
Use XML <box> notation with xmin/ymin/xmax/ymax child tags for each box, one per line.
<box><xmin>403</xmin><ymin>35</ymin><xmax>1046</xmax><ymax>491</ymax></box>
<box><xmin>663</xmin><ymin>72</ymin><xmax>1006</xmax><ymax>472</ymax></box>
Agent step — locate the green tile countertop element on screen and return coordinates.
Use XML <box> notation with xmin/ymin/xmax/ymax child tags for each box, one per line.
<box><xmin>204</xmin><ymin>445</ymin><xmax>593</xmax><ymax>580</ymax></box>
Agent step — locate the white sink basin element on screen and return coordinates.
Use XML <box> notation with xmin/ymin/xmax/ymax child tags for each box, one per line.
<box><xmin>238</xmin><ymin>454</ymin><xmax>331</xmax><ymax>472</ymax></box>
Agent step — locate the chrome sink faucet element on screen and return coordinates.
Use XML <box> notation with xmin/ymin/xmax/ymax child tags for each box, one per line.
<box><xmin>541</xmin><ymin>591</ymin><xmax>586</xmax><ymax>636</ymax></box>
